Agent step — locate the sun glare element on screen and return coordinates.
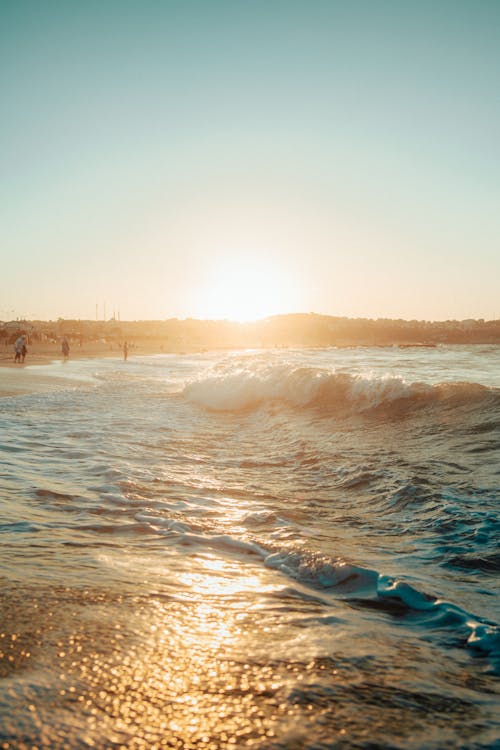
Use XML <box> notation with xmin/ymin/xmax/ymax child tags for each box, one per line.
<box><xmin>194</xmin><ymin>254</ymin><xmax>296</xmax><ymax>322</ymax></box>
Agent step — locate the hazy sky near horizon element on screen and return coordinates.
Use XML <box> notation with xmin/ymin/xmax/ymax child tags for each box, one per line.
<box><xmin>1</xmin><ymin>0</ymin><xmax>499</xmax><ymax>322</ymax></box>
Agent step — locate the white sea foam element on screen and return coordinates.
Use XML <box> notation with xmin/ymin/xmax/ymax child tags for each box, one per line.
<box><xmin>183</xmin><ymin>358</ymin><xmax>500</xmax><ymax>417</ymax></box>
<box><xmin>131</xmin><ymin>507</ymin><xmax>500</xmax><ymax>670</ymax></box>
<box><xmin>183</xmin><ymin>363</ymin><xmax>323</xmax><ymax>410</ymax></box>
<box><xmin>183</xmin><ymin>361</ymin><xmax>436</xmax><ymax>413</ymax></box>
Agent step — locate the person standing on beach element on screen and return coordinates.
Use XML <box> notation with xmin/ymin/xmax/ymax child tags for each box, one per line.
<box><xmin>14</xmin><ymin>335</ymin><xmax>26</xmax><ymax>363</ymax></box>
<box><xmin>123</xmin><ymin>341</ymin><xmax>128</xmax><ymax>361</ymax></box>
<box><xmin>62</xmin><ymin>337</ymin><xmax>70</xmax><ymax>359</ymax></box>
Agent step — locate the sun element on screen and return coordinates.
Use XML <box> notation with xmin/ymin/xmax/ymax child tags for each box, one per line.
<box><xmin>193</xmin><ymin>253</ymin><xmax>297</xmax><ymax>322</ymax></box>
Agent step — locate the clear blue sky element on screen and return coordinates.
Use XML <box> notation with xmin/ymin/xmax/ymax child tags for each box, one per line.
<box><xmin>1</xmin><ymin>0</ymin><xmax>499</xmax><ymax>321</ymax></box>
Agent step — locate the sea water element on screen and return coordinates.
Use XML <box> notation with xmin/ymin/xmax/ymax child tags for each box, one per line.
<box><xmin>0</xmin><ymin>345</ymin><xmax>499</xmax><ymax>749</ymax></box>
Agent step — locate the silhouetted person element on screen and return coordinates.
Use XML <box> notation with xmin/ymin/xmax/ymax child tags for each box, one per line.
<box><xmin>62</xmin><ymin>337</ymin><xmax>70</xmax><ymax>359</ymax></box>
<box><xmin>123</xmin><ymin>341</ymin><xmax>128</xmax><ymax>361</ymax></box>
<box><xmin>14</xmin><ymin>335</ymin><xmax>26</xmax><ymax>363</ymax></box>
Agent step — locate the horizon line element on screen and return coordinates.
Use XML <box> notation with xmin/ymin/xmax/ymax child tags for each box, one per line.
<box><xmin>2</xmin><ymin>312</ymin><xmax>499</xmax><ymax>326</ymax></box>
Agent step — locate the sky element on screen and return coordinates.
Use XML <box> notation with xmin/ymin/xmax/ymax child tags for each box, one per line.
<box><xmin>1</xmin><ymin>0</ymin><xmax>499</xmax><ymax>322</ymax></box>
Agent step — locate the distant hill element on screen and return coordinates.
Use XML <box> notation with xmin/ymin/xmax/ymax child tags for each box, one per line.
<box><xmin>2</xmin><ymin>314</ymin><xmax>500</xmax><ymax>350</ymax></box>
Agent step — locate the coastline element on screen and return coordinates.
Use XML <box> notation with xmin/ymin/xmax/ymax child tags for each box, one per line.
<box><xmin>1</xmin><ymin>339</ymin><xmax>498</xmax><ymax>399</ymax></box>
<box><xmin>0</xmin><ymin>343</ymin><xmax>119</xmax><ymax>398</ymax></box>
<box><xmin>0</xmin><ymin>340</ymin><xmax>198</xmax><ymax>398</ymax></box>
<box><xmin>0</xmin><ymin>341</ymin><xmax>144</xmax><ymax>369</ymax></box>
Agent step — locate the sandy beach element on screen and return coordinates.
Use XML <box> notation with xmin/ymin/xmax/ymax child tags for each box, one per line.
<box><xmin>0</xmin><ymin>343</ymin><xmax>113</xmax><ymax>397</ymax></box>
<box><xmin>0</xmin><ymin>340</ymin><xmax>166</xmax><ymax>368</ymax></box>
<box><xmin>0</xmin><ymin>340</ymin><xmax>186</xmax><ymax>397</ymax></box>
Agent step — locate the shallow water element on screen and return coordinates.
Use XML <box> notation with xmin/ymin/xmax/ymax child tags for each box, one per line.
<box><xmin>0</xmin><ymin>345</ymin><xmax>499</xmax><ymax>749</ymax></box>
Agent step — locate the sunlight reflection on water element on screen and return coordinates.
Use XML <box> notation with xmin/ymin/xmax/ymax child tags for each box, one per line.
<box><xmin>1</xmin><ymin>347</ymin><xmax>499</xmax><ymax>748</ymax></box>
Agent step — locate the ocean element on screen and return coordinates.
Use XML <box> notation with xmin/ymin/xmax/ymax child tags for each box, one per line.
<box><xmin>0</xmin><ymin>345</ymin><xmax>499</xmax><ymax>749</ymax></box>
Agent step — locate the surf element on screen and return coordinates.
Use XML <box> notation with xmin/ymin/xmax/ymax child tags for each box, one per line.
<box><xmin>183</xmin><ymin>358</ymin><xmax>500</xmax><ymax>419</ymax></box>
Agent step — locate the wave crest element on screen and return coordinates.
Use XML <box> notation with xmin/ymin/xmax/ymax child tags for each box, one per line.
<box><xmin>183</xmin><ymin>362</ymin><xmax>495</xmax><ymax>415</ymax></box>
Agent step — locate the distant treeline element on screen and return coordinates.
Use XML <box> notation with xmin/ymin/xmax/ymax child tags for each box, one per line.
<box><xmin>2</xmin><ymin>314</ymin><xmax>500</xmax><ymax>349</ymax></box>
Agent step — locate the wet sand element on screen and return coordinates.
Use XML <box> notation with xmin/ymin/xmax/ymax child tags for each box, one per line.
<box><xmin>0</xmin><ymin>341</ymin><xmax>183</xmax><ymax>397</ymax></box>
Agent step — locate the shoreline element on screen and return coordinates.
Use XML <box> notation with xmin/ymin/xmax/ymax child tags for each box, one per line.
<box><xmin>0</xmin><ymin>344</ymin><xmax>119</xmax><ymax>397</ymax></box>
<box><xmin>1</xmin><ymin>338</ymin><xmax>496</xmax><ymax>371</ymax></box>
<box><xmin>0</xmin><ymin>341</ymin><xmax>196</xmax><ymax>398</ymax></box>
<box><xmin>1</xmin><ymin>340</ymin><xmax>498</xmax><ymax>399</ymax></box>
<box><xmin>0</xmin><ymin>341</ymin><xmax>164</xmax><ymax>369</ymax></box>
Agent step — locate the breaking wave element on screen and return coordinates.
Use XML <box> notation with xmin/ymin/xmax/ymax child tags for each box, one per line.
<box><xmin>183</xmin><ymin>362</ymin><xmax>498</xmax><ymax>416</ymax></box>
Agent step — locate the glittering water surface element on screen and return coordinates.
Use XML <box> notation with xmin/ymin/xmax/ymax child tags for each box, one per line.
<box><xmin>0</xmin><ymin>346</ymin><xmax>499</xmax><ymax>749</ymax></box>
